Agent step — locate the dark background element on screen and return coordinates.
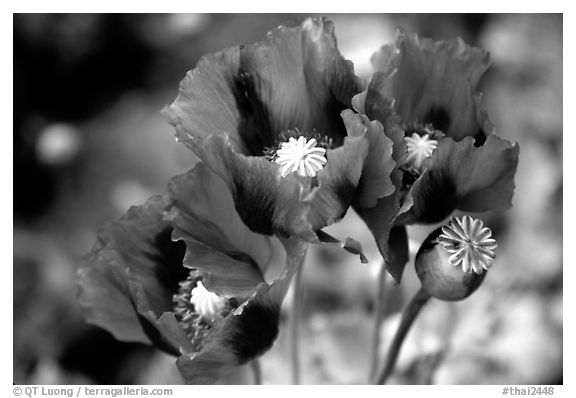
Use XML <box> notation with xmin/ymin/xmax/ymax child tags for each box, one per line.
<box><xmin>13</xmin><ymin>14</ymin><xmax>562</xmax><ymax>384</ymax></box>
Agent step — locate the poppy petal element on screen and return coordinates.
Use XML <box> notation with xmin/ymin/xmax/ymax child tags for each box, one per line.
<box><xmin>316</xmin><ymin>230</ymin><xmax>368</xmax><ymax>264</ymax></box>
<box><xmin>354</xmin><ymin>188</ymin><xmax>412</xmax><ymax>282</ymax></box>
<box><xmin>163</xmin><ymin>17</ymin><xmax>362</xmax><ymax>158</ymax></box>
<box><xmin>176</xmin><ymin>239</ymin><xmax>308</xmax><ymax>384</ymax></box>
<box><xmin>371</xmin><ymin>29</ymin><xmax>492</xmax><ymax>142</ymax></box>
<box><xmin>126</xmin><ymin>274</ymin><xmax>195</xmax><ymax>355</ymax></box>
<box><xmin>77</xmin><ymin>195</ymin><xmax>188</xmax><ymax>346</ymax></box>
<box><xmin>166</xmin><ymin>164</ymin><xmax>272</xmax><ymax>298</ymax></box>
<box><xmin>191</xmin><ymin>121</ymin><xmax>380</xmax><ymax>266</ymax></box>
<box><xmin>162</xmin><ymin>47</ymin><xmax>246</xmax><ymax>153</ymax></box>
<box><xmin>78</xmin><ymin>165</ymin><xmax>275</xmax><ymax>357</ymax></box>
<box><xmin>77</xmin><ymin>249</ymin><xmax>151</xmax><ymax>345</ymax></box>
<box><xmin>185</xmin><ymin>134</ymin><xmax>315</xmax><ymax>239</ymax></box>
<box><xmin>300</xmin><ymin>108</ymin><xmax>397</xmax><ymax>250</ymax></box>
<box><xmin>239</xmin><ymin>17</ymin><xmax>362</xmax><ymax>147</ymax></box>
<box><xmin>403</xmin><ymin>135</ymin><xmax>520</xmax><ymax>224</ymax></box>
<box><xmin>339</xmin><ymin>109</ymin><xmax>396</xmax><ymax>209</ymax></box>
<box><xmin>359</xmin><ymin>73</ymin><xmax>407</xmax><ymax>164</ymax></box>
<box><xmin>163</xmin><ymin>18</ymin><xmax>370</xmax><ymax>242</ymax></box>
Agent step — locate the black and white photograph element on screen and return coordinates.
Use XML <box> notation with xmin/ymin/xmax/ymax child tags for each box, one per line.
<box><xmin>12</xmin><ymin>11</ymin><xmax>564</xmax><ymax>387</ymax></box>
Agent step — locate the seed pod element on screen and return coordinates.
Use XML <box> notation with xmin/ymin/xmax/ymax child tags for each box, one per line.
<box><xmin>415</xmin><ymin>216</ymin><xmax>497</xmax><ymax>301</ymax></box>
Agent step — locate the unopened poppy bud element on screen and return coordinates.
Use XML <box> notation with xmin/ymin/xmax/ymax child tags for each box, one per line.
<box><xmin>415</xmin><ymin>216</ymin><xmax>497</xmax><ymax>301</ymax></box>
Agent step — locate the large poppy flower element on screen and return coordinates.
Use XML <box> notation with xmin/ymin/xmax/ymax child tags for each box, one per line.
<box><xmin>352</xmin><ymin>30</ymin><xmax>519</xmax><ymax>281</ymax></box>
<box><xmin>162</xmin><ymin>18</ymin><xmax>396</xmax><ymax>258</ymax></box>
<box><xmin>77</xmin><ymin>163</ymin><xmax>307</xmax><ymax>384</ymax></box>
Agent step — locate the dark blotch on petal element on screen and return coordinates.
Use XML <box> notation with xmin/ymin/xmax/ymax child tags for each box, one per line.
<box><xmin>473</xmin><ymin>128</ymin><xmax>487</xmax><ymax>146</ymax></box>
<box><xmin>190</xmin><ymin>135</ymin><xmax>314</xmax><ymax>240</ymax></box>
<box><xmin>77</xmin><ymin>195</ymin><xmax>188</xmax><ymax>346</ymax></box>
<box><xmin>230</xmin><ymin>164</ymin><xmax>277</xmax><ymax>236</ymax></box>
<box><xmin>167</xmin><ymin>163</ymin><xmax>274</xmax><ymax>269</ymax></box>
<box><xmin>164</xmin><ymin>18</ymin><xmax>364</xmax><ymax>241</ymax></box>
<box><xmin>404</xmin><ymin>168</ymin><xmax>459</xmax><ymax>224</ymax></box>
<box><xmin>147</xmin><ymin>227</ymin><xmax>188</xmax><ymax>298</ymax></box>
<box><xmin>231</xmin><ymin>72</ymin><xmax>275</xmax><ymax>156</ymax></box>
<box><xmin>402</xmin><ymin>135</ymin><xmax>519</xmax><ymax>224</ymax></box>
<box><xmin>224</xmin><ymin>301</ymin><xmax>280</xmax><ymax>362</ymax></box>
<box><xmin>238</xmin><ymin>18</ymin><xmax>362</xmax><ymax>147</ymax></box>
<box><xmin>423</xmin><ymin>106</ymin><xmax>451</xmax><ymax>134</ymax></box>
<box><xmin>333</xmin><ymin>176</ymin><xmax>356</xmax><ymax>217</ymax></box>
<box><xmin>371</xmin><ymin>31</ymin><xmax>491</xmax><ymax>142</ymax></box>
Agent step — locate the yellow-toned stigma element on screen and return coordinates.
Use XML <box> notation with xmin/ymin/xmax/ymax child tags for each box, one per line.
<box><xmin>437</xmin><ymin>216</ymin><xmax>497</xmax><ymax>274</ymax></box>
<box><xmin>189</xmin><ymin>280</ymin><xmax>226</xmax><ymax>322</ymax></box>
<box><xmin>274</xmin><ymin>136</ymin><xmax>327</xmax><ymax>178</ymax></box>
<box><xmin>404</xmin><ymin>133</ymin><xmax>438</xmax><ymax>170</ymax></box>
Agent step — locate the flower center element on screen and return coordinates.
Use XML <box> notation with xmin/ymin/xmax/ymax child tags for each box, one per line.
<box><xmin>404</xmin><ymin>133</ymin><xmax>438</xmax><ymax>171</ymax></box>
<box><xmin>173</xmin><ymin>272</ymin><xmax>236</xmax><ymax>351</ymax></box>
<box><xmin>273</xmin><ymin>136</ymin><xmax>327</xmax><ymax>178</ymax></box>
<box><xmin>189</xmin><ymin>280</ymin><xmax>226</xmax><ymax>322</ymax></box>
<box><xmin>398</xmin><ymin>123</ymin><xmax>444</xmax><ymax>191</ymax></box>
<box><xmin>437</xmin><ymin>216</ymin><xmax>497</xmax><ymax>274</ymax></box>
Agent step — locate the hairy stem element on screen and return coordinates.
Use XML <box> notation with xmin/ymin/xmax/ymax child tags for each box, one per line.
<box><xmin>251</xmin><ymin>359</ymin><xmax>261</xmax><ymax>385</ymax></box>
<box><xmin>375</xmin><ymin>287</ymin><xmax>431</xmax><ymax>384</ymax></box>
<box><xmin>290</xmin><ymin>252</ymin><xmax>306</xmax><ymax>385</ymax></box>
<box><xmin>368</xmin><ymin>260</ymin><xmax>388</xmax><ymax>382</ymax></box>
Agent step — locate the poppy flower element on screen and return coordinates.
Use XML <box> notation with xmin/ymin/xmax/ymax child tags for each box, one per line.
<box><xmin>162</xmin><ymin>17</ymin><xmax>396</xmax><ymax>259</ymax></box>
<box><xmin>77</xmin><ymin>163</ymin><xmax>307</xmax><ymax>384</ymax></box>
<box><xmin>352</xmin><ymin>30</ymin><xmax>519</xmax><ymax>281</ymax></box>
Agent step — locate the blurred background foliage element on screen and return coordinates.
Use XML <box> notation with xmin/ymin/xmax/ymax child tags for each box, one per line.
<box><xmin>13</xmin><ymin>13</ymin><xmax>562</xmax><ymax>384</ymax></box>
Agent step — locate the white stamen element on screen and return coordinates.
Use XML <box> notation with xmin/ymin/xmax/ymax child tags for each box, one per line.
<box><xmin>189</xmin><ymin>281</ymin><xmax>226</xmax><ymax>322</ymax></box>
<box><xmin>437</xmin><ymin>216</ymin><xmax>497</xmax><ymax>275</ymax></box>
<box><xmin>274</xmin><ymin>136</ymin><xmax>327</xmax><ymax>178</ymax></box>
<box><xmin>404</xmin><ymin>133</ymin><xmax>438</xmax><ymax>170</ymax></box>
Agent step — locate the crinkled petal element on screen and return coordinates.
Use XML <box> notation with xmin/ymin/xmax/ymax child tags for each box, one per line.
<box><xmin>77</xmin><ymin>195</ymin><xmax>188</xmax><ymax>347</ymax></box>
<box><xmin>371</xmin><ymin>29</ymin><xmax>492</xmax><ymax>142</ymax></box>
<box><xmin>77</xmin><ymin>249</ymin><xmax>150</xmax><ymax>345</ymax></box>
<box><xmin>127</xmin><ymin>274</ymin><xmax>195</xmax><ymax>355</ymax></box>
<box><xmin>402</xmin><ymin>135</ymin><xmax>520</xmax><ymax>224</ymax></box>
<box><xmin>340</xmin><ymin>109</ymin><xmax>396</xmax><ymax>208</ymax></box>
<box><xmin>176</xmin><ymin>239</ymin><xmax>308</xmax><ymax>384</ymax></box>
<box><xmin>174</xmin><ymin>236</ymin><xmax>265</xmax><ymax>299</ymax></box>
<box><xmin>239</xmin><ymin>18</ymin><xmax>362</xmax><ymax>147</ymax></box>
<box><xmin>352</xmin><ymin>76</ymin><xmax>407</xmax><ymax>173</ymax></box>
<box><xmin>167</xmin><ymin>164</ymin><xmax>271</xmax><ymax>259</ymax></box>
<box><xmin>78</xmin><ymin>164</ymin><xmax>279</xmax><ymax>358</ymax></box>
<box><xmin>183</xmin><ymin>131</ymin><xmax>374</xmax><ymax>265</ymax></box>
<box><xmin>316</xmin><ymin>230</ymin><xmax>368</xmax><ymax>264</ymax></box>
<box><xmin>163</xmin><ymin>18</ymin><xmax>372</xmax><ymax>243</ymax></box>
<box><xmin>303</xmin><ymin>135</ymin><xmax>368</xmax><ymax>228</ymax></box>
<box><xmin>163</xmin><ymin>46</ymin><xmax>245</xmax><ymax>152</ymax></box>
<box><xmin>354</xmin><ymin>190</ymin><xmax>411</xmax><ymax>282</ymax></box>
<box><xmin>186</xmin><ymin>134</ymin><xmax>314</xmax><ymax>239</ymax></box>
<box><xmin>166</xmin><ymin>164</ymin><xmax>273</xmax><ymax>296</ymax></box>
<box><xmin>163</xmin><ymin>17</ymin><xmax>362</xmax><ymax>157</ymax></box>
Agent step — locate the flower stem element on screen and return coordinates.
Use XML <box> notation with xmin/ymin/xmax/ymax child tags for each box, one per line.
<box><xmin>251</xmin><ymin>359</ymin><xmax>262</xmax><ymax>385</ymax></box>
<box><xmin>374</xmin><ymin>287</ymin><xmax>431</xmax><ymax>384</ymax></box>
<box><xmin>368</xmin><ymin>260</ymin><xmax>388</xmax><ymax>382</ymax></box>
<box><xmin>290</xmin><ymin>257</ymin><xmax>305</xmax><ymax>385</ymax></box>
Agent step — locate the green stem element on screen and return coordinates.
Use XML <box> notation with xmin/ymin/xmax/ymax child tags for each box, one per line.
<box><xmin>251</xmin><ymin>359</ymin><xmax>261</xmax><ymax>385</ymax></box>
<box><xmin>374</xmin><ymin>287</ymin><xmax>431</xmax><ymax>385</ymax></box>
<box><xmin>290</xmin><ymin>253</ymin><xmax>306</xmax><ymax>385</ymax></box>
<box><xmin>368</xmin><ymin>260</ymin><xmax>388</xmax><ymax>382</ymax></box>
